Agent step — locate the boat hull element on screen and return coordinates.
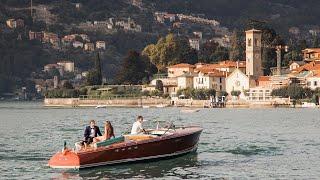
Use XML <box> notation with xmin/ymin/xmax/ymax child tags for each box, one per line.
<box><xmin>49</xmin><ymin>127</ymin><xmax>202</xmax><ymax>169</ymax></box>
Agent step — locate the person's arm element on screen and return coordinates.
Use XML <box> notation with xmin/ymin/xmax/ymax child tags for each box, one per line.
<box><xmin>84</xmin><ymin>127</ymin><xmax>89</xmax><ymax>139</ymax></box>
<box><xmin>96</xmin><ymin>127</ymin><xmax>102</xmax><ymax>136</ymax></box>
<box><xmin>139</xmin><ymin>123</ymin><xmax>146</xmax><ymax>133</ymax></box>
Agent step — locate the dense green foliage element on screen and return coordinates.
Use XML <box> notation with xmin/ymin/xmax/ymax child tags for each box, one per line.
<box><xmin>155</xmin><ymin>80</ymin><xmax>164</xmax><ymax>92</ymax></box>
<box><xmin>0</xmin><ymin>32</ymin><xmax>55</xmax><ymax>94</ymax></box>
<box><xmin>271</xmin><ymin>84</ymin><xmax>313</xmax><ymax>100</ymax></box>
<box><xmin>142</xmin><ymin>34</ymin><xmax>198</xmax><ymax>71</ymax></box>
<box><xmin>116</xmin><ymin>50</ymin><xmax>157</xmax><ymax>84</ymax></box>
<box><xmin>231</xmin><ymin>90</ymin><xmax>241</xmax><ymax>97</ymax></box>
<box><xmin>151</xmin><ymin>0</ymin><xmax>320</xmax><ymax>34</ymax></box>
<box><xmin>177</xmin><ymin>88</ymin><xmax>216</xmax><ymax>100</ymax></box>
<box><xmin>198</xmin><ymin>41</ymin><xmax>229</xmax><ymax>63</ymax></box>
<box><xmin>44</xmin><ymin>89</ymin><xmax>80</xmax><ymax>98</ymax></box>
<box><xmin>229</xmin><ymin>30</ymin><xmax>245</xmax><ymax>61</ymax></box>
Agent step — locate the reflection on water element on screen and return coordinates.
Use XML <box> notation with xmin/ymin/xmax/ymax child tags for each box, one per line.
<box><xmin>0</xmin><ymin>102</ymin><xmax>320</xmax><ymax>179</ymax></box>
<box><xmin>55</xmin><ymin>153</ymin><xmax>200</xmax><ymax>179</ymax></box>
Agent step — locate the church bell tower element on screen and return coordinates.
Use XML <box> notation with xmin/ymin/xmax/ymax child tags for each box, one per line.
<box><xmin>245</xmin><ymin>29</ymin><xmax>263</xmax><ymax>77</ymax></box>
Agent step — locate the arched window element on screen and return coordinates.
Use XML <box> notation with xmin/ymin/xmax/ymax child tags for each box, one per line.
<box><xmin>248</xmin><ymin>38</ymin><xmax>252</xmax><ymax>46</ymax></box>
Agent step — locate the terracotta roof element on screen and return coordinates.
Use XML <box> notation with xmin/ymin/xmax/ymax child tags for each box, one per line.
<box><xmin>218</xmin><ymin>60</ymin><xmax>246</xmax><ymax>68</ymax></box>
<box><xmin>294</xmin><ymin>61</ymin><xmax>320</xmax><ymax>73</ymax></box>
<box><xmin>207</xmin><ymin>71</ymin><xmax>226</xmax><ymax>77</ymax></box>
<box><xmin>168</xmin><ymin>63</ymin><xmax>195</xmax><ymax>68</ymax></box>
<box><xmin>194</xmin><ymin>61</ymin><xmax>245</xmax><ymax>72</ymax></box>
<box><xmin>258</xmin><ymin>76</ymin><xmax>271</xmax><ymax>81</ymax></box>
<box><xmin>302</xmin><ymin>48</ymin><xmax>320</xmax><ymax>53</ymax></box>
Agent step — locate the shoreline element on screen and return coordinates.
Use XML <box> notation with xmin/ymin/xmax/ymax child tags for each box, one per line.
<box><xmin>42</xmin><ymin>98</ymin><xmax>319</xmax><ymax>108</ymax></box>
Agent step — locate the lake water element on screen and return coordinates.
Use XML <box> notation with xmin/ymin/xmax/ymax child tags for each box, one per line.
<box><xmin>0</xmin><ymin>102</ymin><xmax>319</xmax><ymax>179</ymax></box>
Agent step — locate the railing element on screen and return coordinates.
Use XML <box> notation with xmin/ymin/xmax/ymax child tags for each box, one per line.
<box><xmin>152</xmin><ymin>74</ymin><xmax>168</xmax><ymax>79</ymax></box>
<box><xmin>79</xmin><ymin>95</ymin><xmax>142</xmax><ymax>100</ymax></box>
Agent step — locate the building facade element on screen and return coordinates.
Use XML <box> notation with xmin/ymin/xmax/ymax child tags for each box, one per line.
<box><xmin>57</xmin><ymin>61</ymin><xmax>75</xmax><ymax>72</ymax></box>
<box><xmin>226</xmin><ymin>69</ymin><xmax>250</xmax><ymax>98</ymax></box>
<box><xmin>245</xmin><ymin>29</ymin><xmax>263</xmax><ymax>78</ymax></box>
<box><xmin>167</xmin><ymin>64</ymin><xmax>196</xmax><ymax>78</ymax></box>
<box><xmin>96</xmin><ymin>41</ymin><xmax>106</xmax><ymax>50</ymax></box>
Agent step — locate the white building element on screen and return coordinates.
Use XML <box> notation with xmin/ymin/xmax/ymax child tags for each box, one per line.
<box><xmin>306</xmin><ymin>74</ymin><xmax>320</xmax><ymax>90</ymax></box>
<box><xmin>226</xmin><ymin>68</ymin><xmax>250</xmax><ymax>99</ymax></box>
<box><xmin>57</xmin><ymin>61</ymin><xmax>75</xmax><ymax>72</ymax></box>
<box><xmin>193</xmin><ymin>31</ymin><xmax>203</xmax><ymax>40</ymax></box>
<box><xmin>193</xmin><ymin>71</ymin><xmax>226</xmax><ymax>91</ymax></box>
<box><xmin>177</xmin><ymin>73</ymin><xmax>194</xmax><ymax>89</ymax></box>
<box><xmin>96</xmin><ymin>41</ymin><xmax>106</xmax><ymax>50</ymax></box>
<box><xmin>189</xmin><ymin>38</ymin><xmax>200</xmax><ymax>50</ymax></box>
<box><xmin>73</xmin><ymin>41</ymin><xmax>83</xmax><ymax>48</ymax></box>
<box><xmin>289</xmin><ymin>61</ymin><xmax>305</xmax><ymax>71</ymax></box>
<box><xmin>247</xmin><ymin>87</ymin><xmax>272</xmax><ymax>101</ymax></box>
<box><xmin>84</xmin><ymin>43</ymin><xmax>95</xmax><ymax>51</ymax></box>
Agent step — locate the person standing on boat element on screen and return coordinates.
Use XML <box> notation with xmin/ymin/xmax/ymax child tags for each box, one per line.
<box><xmin>84</xmin><ymin>120</ymin><xmax>102</xmax><ymax>145</ymax></box>
<box><xmin>131</xmin><ymin>116</ymin><xmax>146</xmax><ymax>134</ymax></box>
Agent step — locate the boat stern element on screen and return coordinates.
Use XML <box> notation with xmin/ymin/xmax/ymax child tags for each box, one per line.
<box><xmin>48</xmin><ymin>150</ymin><xmax>80</xmax><ymax>169</ymax></box>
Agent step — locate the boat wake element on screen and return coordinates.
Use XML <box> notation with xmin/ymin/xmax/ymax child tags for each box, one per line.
<box><xmin>205</xmin><ymin>144</ymin><xmax>280</xmax><ymax>156</ymax></box>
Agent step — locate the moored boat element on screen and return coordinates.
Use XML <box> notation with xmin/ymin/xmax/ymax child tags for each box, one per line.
<box><xmin>48</xmin><ymin>123</ymin><xmax>202</xmax><ymax>169</ymax></box>
<box><xmin>95</xmin><ymin>105</ymin><xmax>107</xmax><ymax>109</ymax></box>
<box><xmin>181</xmin><ymin>108</ymin><xmax>200</xmax><ymax>113</ymax></box>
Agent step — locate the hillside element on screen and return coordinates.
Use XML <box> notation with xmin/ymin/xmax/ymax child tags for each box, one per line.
<box><xmin>149</xmin><ymin>0</ymin><xmax>320</xmax><ymax>34</ymax></box>
<box><xmin>1</xmin><ymin>0</ymin><xmax>320</xmax><ymax>94</ymax></box>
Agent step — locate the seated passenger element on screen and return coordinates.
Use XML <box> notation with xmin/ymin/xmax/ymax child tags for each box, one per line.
<box><xmin>83</xmin><ymin>120</ymin><xmax>102</xmax><ymax>145</ymax></box>
<box><xmin>94</xmin><ymin>120</ymin><xmax>115</xmax><ymax>143</ymax></box>
<box><xmin>131</xmin><ymin>116</ymin><xmax>146</xmax><ymax>135</ymax></box>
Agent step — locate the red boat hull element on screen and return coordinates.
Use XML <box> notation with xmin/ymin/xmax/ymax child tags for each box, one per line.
<box><xmin>48</xmin><ymin>126</ymin><xmax>202</xmax><ymax>169</ymax></box>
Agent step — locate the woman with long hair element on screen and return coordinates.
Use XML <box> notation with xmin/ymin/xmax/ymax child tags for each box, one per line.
<box><xmin>94</xmin><ymin>120</ymin><xmax>115</xmax><ymax>143</ymax></box>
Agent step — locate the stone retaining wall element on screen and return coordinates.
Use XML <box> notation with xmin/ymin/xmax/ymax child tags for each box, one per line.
<box><xmin>44</xmin><ymin>98</ymin><xmax>171</xmax><ymax>107</ymax></box>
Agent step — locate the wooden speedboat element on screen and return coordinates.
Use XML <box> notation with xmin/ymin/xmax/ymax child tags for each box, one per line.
<box><xmin>48</xmin><ymin>124</ymin><xmax>203</xmax><ymax>169</ymax></box>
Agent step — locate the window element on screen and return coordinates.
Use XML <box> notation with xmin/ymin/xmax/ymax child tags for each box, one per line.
<box><xmin>314</xmin><ymin>81</ymin><xmax>318</xmax><ymax>86</ymax></box>
<box><xmin>254</xmin><ymin>38</ymin><xmax>258</xmax><ymax>46</ymax></box>
<box><xmin>220</xmin><ymin>85</ymin><xmax>222</xmax><ymax>90</ymax></box>
<box><xmin>307</xmin><ymin>81</ymin><xmax>311</xmax><ymax>86</ymax></box>
<box><xmin>219</xmin><ymin>77</ymin><xmax>222</xmax><ymax>83</ymax></box>
<box><xmin>248</xmin><ymin>38</ymin><xmax>252</xmax><ymax>46</ymax></box>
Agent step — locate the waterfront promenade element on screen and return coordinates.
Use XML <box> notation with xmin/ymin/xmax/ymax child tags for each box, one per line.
<box><xmin>43</xmin><ymin>97</ymin><xmax>299</xmax><ymax>108</ymax></box>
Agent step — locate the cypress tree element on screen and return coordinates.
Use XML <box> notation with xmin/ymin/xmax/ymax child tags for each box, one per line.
<box><xmin>94</xmin><ymin>52</ymin><xmax>102</xmax><ymax>85</ymax></box>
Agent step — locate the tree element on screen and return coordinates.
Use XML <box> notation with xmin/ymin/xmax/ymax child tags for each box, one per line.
<box><xmin>229</xmin><ymin>30</ymin><xmax>244</xmax><ymax>60</ymax></box>
<box><xmin>62</xmin><ymin>80</ymin><xmax>73</xmax><ymax>89</ymax></box>
<box><xmin>312</xmin><ymin>35</ymin><xmax>320</xmax><ymax>48</ymax></box>
<box><xmin>210</xmin><ymin>46</ymin><xmax>229</xmax><ymax>62</ymax></box>
<box><xmin>86</xmin><ymin>70</ymin><xmax>102</xmax><ymax>86</ymax></box>
<box><xmin>94</xmin><ymin>53</ymin><xmax>103</xmax><ymax>84</ymax></box>
<box><xmin>271</xmin><ymin>84</ymin><xmax>313</xmax><ymax>100</ymax></box>
<box><xmin>86</xmin><ymin>53</ymin><xmax>103</xmax><ymax>86</ymax></box>
<box><xmin>142</xmin><ymin>33</ymin><xmax>198</xmax><ymax>72</ymax></box>
<box><xmin>116</xmin><ymin>50</ymin><xmax>151</xmax><ymax>84</ymax></box>
<box><xmin>198</xmin><ymin>41</ymin><xmax>219</xmax><ymax>62</ymax></box>
<box><xmin>155</xmin><ymin>80</ymin><xmax>164</xmax><ymax>92</ymax></box>
<box><xmin>231</xmin><ymin>90</ymin><xmax>241</xmax><ymax>97</ymax></box>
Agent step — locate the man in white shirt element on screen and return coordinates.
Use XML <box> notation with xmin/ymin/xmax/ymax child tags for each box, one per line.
<box><xmin>131</xmin><ymin>116</ymin><xmax>146</xmax><ymax>134</ymax></box>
